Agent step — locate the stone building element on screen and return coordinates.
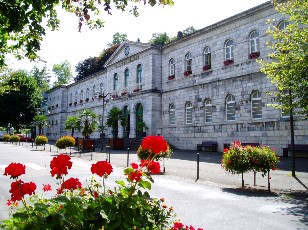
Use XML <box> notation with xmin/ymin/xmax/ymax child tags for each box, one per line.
<box><xmin>45</xmin><ymin>1</ymin><xmax>308</xmax><ymax>154</ymax></box>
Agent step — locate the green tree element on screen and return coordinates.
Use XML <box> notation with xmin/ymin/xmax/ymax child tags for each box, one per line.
<box><xmin>0</xmin><ymin>0</ymin><xmax>174</xmax><ymax>68</ymax></box>
<box><xmin>0</xmin><ymin>70</ymin><xmax>42</xmax><ymax>130</ymax></box>
<box><xmin>106</xmin><ymin>107</ymin><xmax>126</xmax><ymax>139</ymax></box>
<box><xmin>149</xmin><ymin>32</ymin><xmax>171</xmax><ymax>45</ymax></box>
<box><xmin>77</xmin><ymin>109</ymin><xmax>98</xmax><ymax>139</ymax></box>
<box><xmin>52</xmin><ymin>60</ymin><xmax>73</xmax><ymax>86</ymax></box>
<box><xmin>108</xmin><ymin>32</ymin><xmax>128</xmax><ymax>47</ymax></box>
<box><xmin>31</xmin><ymin>66</ymin><xmax>51</xmax><ymax>94</ymax></box>
<box><xmin>65</xmin><ymin>115</ymin><xmax>80</xmax><ymax>137</ymax></box>
<box><xmin>259</xmin><ymin>0</ymin><xmax>308</xmax><ymax>116</ymax></box>
<box><xmin>32</xmin><ymin>114</ymin><xmax>48</xmax><ymax>135</ymax></box>
<box><xmin>182</xmin><ymin>26</ymin><xmax>197</xmax><ymax>36</ymax></box>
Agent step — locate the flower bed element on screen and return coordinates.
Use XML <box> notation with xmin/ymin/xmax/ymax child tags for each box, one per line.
<box><xmin>2</xmin><ymin>136</ymin><xmax>203</xmax><ymax>230</ymax></box>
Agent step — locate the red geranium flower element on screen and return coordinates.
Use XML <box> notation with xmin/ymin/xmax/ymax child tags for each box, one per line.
<box><xmin>50</xmin><ymin>154</ymin><xmax>73</xmax><ymax>178</ymax></box>
<box><xmin>141</xmin><ymin>136</ymin><xmax>168</xmax><ymax>154</ymax></box>
<box><xmin>61</xmin><ymin>177</ymin><xmax>82</xmax><ymax>190</ymax></box>
<box><xmin>4</xmin><ymin>163</ymin><xmax>26</xmax><ymax>179</ymax></box>
<box><xmin>9</xmin><ymin>180</ymin><xmax>36</xmax><ymax>201</ymax></box>
<box><xmin>140</xmin><ymin>160</ymin><xmax>161</xmax><ymax>174</ymax></box>
<box><xmin>127</xmin><ymin>170</ymin><xmax>143</xmax><ymax>182</ymax></box>
<box><xmin>91</xmin><ymin>161</ymin><xmax>113</xmax><ymax>177</ymax></box>
<box><xmin>173</xmin><ymin>221</ymin><xmax>184</xmax><ymax>229</ymax></box>
<box><xmin>130</xmin><ymin>163</ymin><xmax>139</xmax><ymax>169</ymax></box>
<box><xmin>42</xmin><ymin>184</ymin><xmax>52</xmax><ymax>192</ymax></box>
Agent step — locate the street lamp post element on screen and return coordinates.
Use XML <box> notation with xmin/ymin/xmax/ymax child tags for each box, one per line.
<box><xmin>99</xmin><ymin>92</ymin><xmax>111</xmax><ymax>137</ymax></box>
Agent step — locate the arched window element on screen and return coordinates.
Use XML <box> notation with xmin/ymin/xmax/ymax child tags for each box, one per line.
<box><xmin>137</xmin><ymin>64</ymin><xmax>142</xmax><ymax>83</ymax></box>
<box><xmin>75</xmin><ymin>92</ymin><xmax>77</xmax><ymax>102</ymax></box>
<box><xmin>225</xmin><ymin>40</ymin><xmax>234</xmax><ymax>61</ymax></box>
<box><xmin>203</xmin><ymin>47</ymin><xmax>211</xmax><ymax>70</ymax></box>
<box><xmin>92</xmin><ymin>85</ymin><xmax>96</xmax><ymax>97</ymax></box>
<box><xmin>204</xmin><ymin>99</ymin><xmax>212</xmax><ymax>123</ymax></box>
<box><xmin>185</xmin><ymin>101</ymin><xmax>193</xmax><ymax>124</ymax></box>
<box><xmin>80</xmin><ymin>90</ymin><xmax>83</xmax><ymax>101</ymax></box>
<box><xmin>86</xmin><ymin>88</ymin><xmax>90</xmax><ymax>99</ymax></box>
<box><xmin>100</xmin><ymin>83</ymin><xmax>103</xmax><ymax>95</ymax></box>
<box><xmin>226</xmin><ymin>95</ymin><xmax>235</xmax><ymax>121</ymax></box>
<box><xmin>185</xmin><ymin>52</ymin><xmax>192</xmax><ymax>72</ymax></box>
<box><xmin>249</xmin><ymin>30</ymin><xmax>260</xmax><ymax>54</ymax></box>
<box><xmin>169</xmin><ymin>104</ymin><xmax>175</xmax><ymax>125</ymax></box>
<box><xmin>169</xmin><ymin>58</ymin><xmax>175</xmax><ymax>77</ymax></box>
<box><xmin>113</xmin><ymin>73</ymin><xmax>118</xmax><ymax>90</ymax></box>
<box><xmin>278</xmin><ymin>20</ymin><xmax>289</xmax><ymax>30</ymax></box>
<box><xmin>70</xmin><ymin>93</ymin><xmax>72</xmax><ymax>103</ymax></box>
<box><xmin>251</xmin><ymin>91</ymin><xmax>262</xmax><ymax>119</ymax></box>
<box><xmin>124</xmin><ymin>69</ymin><xmax>129</xmax><ymax>87</ymax></box>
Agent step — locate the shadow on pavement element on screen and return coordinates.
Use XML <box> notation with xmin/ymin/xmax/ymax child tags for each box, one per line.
<box><xmin>275</xmin><ymin>192</ymin><xmax>308</xmax><ymax>226</ymax></box>
<box><xmin>221</xmin><ymin>187</ymin><xmax>280</xmax><ymax>197</ymax></box>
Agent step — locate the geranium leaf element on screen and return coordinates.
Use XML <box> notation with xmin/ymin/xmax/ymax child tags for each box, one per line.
<box><xmin>139</xmin><ymin>181</ymin><xmax>151</xmax><ymax>190</ymax></box>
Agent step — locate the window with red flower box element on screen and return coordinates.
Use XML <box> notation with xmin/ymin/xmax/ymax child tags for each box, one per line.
<box><xmin>168</xmin><ymin>75</ymin><xmax>175</xmax><ymax>80</ymax></box>
<box><xmin>184</xmin><ymin>70</ymin><xmax>192</xmax><ymax>77</ymax></box>
<box><xmin>224</xmin><ymin>59</ymin><xmax>234</xmax><ymax>66</ymax></box>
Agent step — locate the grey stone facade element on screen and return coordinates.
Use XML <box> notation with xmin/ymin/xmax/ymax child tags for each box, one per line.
<box><xmin>45</xmin><ymin>1</ymin><xmax>308</xmax><ymax>155</ymax></box>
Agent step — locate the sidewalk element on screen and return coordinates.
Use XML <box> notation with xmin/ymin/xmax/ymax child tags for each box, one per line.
<box><xmin>6</xmin><ymin>141</ymin><xmax>308</xmax><ymax>194</ymax></box>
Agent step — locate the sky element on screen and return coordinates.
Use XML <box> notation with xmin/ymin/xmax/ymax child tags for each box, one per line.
<box><xmin>9</xmin><ymin>0</ymin><xmax>270</xmax><ymax>76</ymax></box>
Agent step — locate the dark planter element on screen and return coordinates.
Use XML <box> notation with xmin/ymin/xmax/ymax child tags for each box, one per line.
<box><xmin>108</xmin><ymin>138</ymin><xmax>124</xmax><ymax>150</ymax></box>
<box><xmin>78</xmin><ymin>138</ymin><xmax>95</xmax><ymax>152</ymax></box>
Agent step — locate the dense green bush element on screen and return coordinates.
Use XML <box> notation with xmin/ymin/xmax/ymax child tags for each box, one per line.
<box><xmin>9</xmin><ymin>135</ymin><xmax>20</xmax><ymax>143</ymax></box>
<box><xmin>56</xmin><ymin>136</ymin><xmax>75</xmax><ymax>149</ymax></box>
<box><xmin>35</xmin><ymin>135</ymin><xmax>48</xmax><ymax>145</ymax></box>
<box><xmin>2</xmin><ymin>134</ymin><xmax>10</xmax><ymax>142</ymax></box>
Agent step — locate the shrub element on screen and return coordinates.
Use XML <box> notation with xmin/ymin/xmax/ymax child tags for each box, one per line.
<box><xmin>2</xmin><ymin>134</ymin><xmax>10</xmax><ymax>142</ymax></box>
<box><xmin>56</xmin><ymin>136</ymin><xmax>76</xmax><ymax>149</ymax></box>
<box><xmin>35</xmin><ymin>135</ymin><xmax>48</xmax><ymax>145</ymax></box>
<box><xmin>221</xmin><ymin>141</ymin><xmax>279</xmax><ymax>177</ymax></box>
<box><xmin>9</xmin><ymin>135</ymin><xmax>20</xmax><ymax>143</ymax></box>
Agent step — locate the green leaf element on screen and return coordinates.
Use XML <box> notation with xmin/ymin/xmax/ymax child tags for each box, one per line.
<box><xmin>139</xmin><ymin>180</ymin><xmax>151</xmax><ymax>190</ymax></box>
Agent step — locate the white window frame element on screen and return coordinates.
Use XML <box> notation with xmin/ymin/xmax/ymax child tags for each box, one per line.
<box><xmin>80</xmin><ymin>90</ymin><xmax>83</xmax><ymax>101</ymax></box>
<box><xmin>226</xmin><ymin>95</ymin><xmax>236</xmax><ymax>121</ymax></box>
<box><xmin>113</xmin><ymin>73</ymin><xmax>118</xmax><ymax>91</ymax></box>
<box><xmin>169</xmin><ymin>104</ymin><xmax>175</xmax><ymax>125</ymax></box>
<box><xmin>203</xmin><ymin>47</ymin><xmax>211</xmax><ymax>67</ymax></box>
<box><xmin>185</xmin><ymin>52</ymin><xmax>192</xmax><ymax>72</ymax></box>
<box><xmin>124</xmin><ymin>68</ymin><xmax>129</xmax><ymax>87</ymax></box>
<box><xmin>169</xmin><ymin>58</ymin><xmax>175</xmax><ymax>76</ymax></box>
<box><xmin>249</xmin><ymin>30</ymin><xmax>260</xmax><ymax>53</ymax></box>
<box><xmin>278</xmin><ymin>20</ymin><xmax>289</xmax><ymax>30</ymax></box>
<box><xmin>251</xmin><ymin>91</ymin><xmax>262</xmax><ymax>119</ymax></box>
<box><xmin>137</xmin><ymin>64</ymin><xmax>142</xmax><ymax>83</ymax></box>
<box><xmin>225</xmin><ymin>40</ymin><xmax>234</xmax><ymax>60</ymax></box>
<box><xmin>100</xmin><ymin>83</ymin><xmax>103</xmax><ymax>95</ymax></box>
<box><xmin>75</xmin><ymin>92</ymin><xmax>77</xmax><ymax>102</ymax></box>
<box><xmin>204</xmin><ymin>99</ymin><xmax>212</xmax><ymax>123</ymax></box>
<box><xmin>86</xmin><ymin>88</ymin><xmax>90</xmax><ymax>99</ymax></box>
<box><xmin>185</xmin><ymin>101</ymin><xmax>193</xmax><ymax>124</ymax></box>
<box><xmin>93</xmin><ymin>85</ymin><xmax>96</xmax><ymax>97</ymax></box>
<box><xmin>70</xmin><ymin>93</ymin><xmax>72</xmax><ymax>103</ymax></box>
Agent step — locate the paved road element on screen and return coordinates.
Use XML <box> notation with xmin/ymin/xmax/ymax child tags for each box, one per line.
<box><xmin>0</xmin><ymin>142</ymin><xmax>307</xmax><ymax>229</ymax></box>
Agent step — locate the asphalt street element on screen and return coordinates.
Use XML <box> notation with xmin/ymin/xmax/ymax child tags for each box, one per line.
<box><xmin>0</xmin><ymin>142</ymin><xmax>307</xmax><ymax>229</ymax></box>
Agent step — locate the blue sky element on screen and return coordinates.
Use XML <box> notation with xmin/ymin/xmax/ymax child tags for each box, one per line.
<box><xmin>9</xmin><ymin>0</ymin><xmax>269</xmax><ymax>76</ymax></box>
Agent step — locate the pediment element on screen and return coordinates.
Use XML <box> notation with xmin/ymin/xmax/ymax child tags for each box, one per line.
<box><xmin>104</xmin><ymin>41</ymin><xmax>151</xmax><ymax>67</ymax></box>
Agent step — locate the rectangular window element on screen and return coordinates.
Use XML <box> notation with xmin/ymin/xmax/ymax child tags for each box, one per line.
<box><xmin>205</xmin><ymin>105</ymin><xmax>213</xmax><ymax>122</ymax></box>
<box><xmin>226</xmin><ymin>102</ymin><xmax>235</xmax><ymax>121</ymax></box>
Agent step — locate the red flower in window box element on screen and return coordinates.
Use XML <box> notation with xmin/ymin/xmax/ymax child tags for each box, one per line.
<box><xmin>203</xmin><ymin>64</ymin><xmax>211</xmax><ymax>71</ymax></box>
<box><xmin>224</xmin><ymin>59</ymin><xmax>234</xmax><ymax>66</ymax></box>
<box><xmin>112</xmin><ymin>94</ymin><xmax>118</xmax><ymax>99</ymax></box>
<box><xmin>168</xmin><ymin>75</ymin><xmax>175</xmax><ymax>80</ymax></box>
<box><xmin>133</xmin><ymin>88</ymin><xmax>140</xmax><ymax>93</ymax></box>
<box><xmin>184</xmin><ymin>70</ymin><xmax>192</xmax><ymax>77</ymax></box>
<box><xmin>121</xmin><ymin>92</ymin><xmax>127</xmax><ymax>96</ymax></box>
<box><xmin>85</xmin><ymin>98</ymin><xmax>89</xmax><ymax>102</ymax></box>
<box><xmin>79</xmin><ymin>99</ymin><xmax>83</xmax><ymax>103</ymax></box>
<box><xmin>249</xmin><ymin>51</ymin><xmax>260</xmax><ymax>59</ymax></box>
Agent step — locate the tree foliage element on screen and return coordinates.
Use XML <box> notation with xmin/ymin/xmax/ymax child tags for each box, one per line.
<box><xmin>0</xmin><ymin>0</ymin><xmax>174</xmax><ymax>68</ymax></box>
<box><xmin>0</xmin><ymin>70</ymin><xmax>42</xmax><ymax>130</ymax></box>
<box><xmin>32</xmin><ymin>114</ymin><xmax>48</xmax><ymax>135</ymax></box>
<box><xmin>108</xmin><ymin>32</ymin><xmax>128</xmax><ymax>47</ymax></box>
<box><xmin>74</xmin><ymin>43</ymin><xmax>120</xmax><ymax>81</ymax></box>
<box><xmin>52</xmin><ymin>60</ymin><xmax>73</xmax><ymax>86</ymax></box>
<box><xmin>259</xmin><ymin>0</ymin><xmax>308</xmax><ymax>116</ymax></box>
<box><xmin>149</xmin><ymin>32</ymin><xmax>171</xmax><ymax>45</ymax></box>
<box><xmin>182</xmin><ymin>26</ymin><xmax>197</xmax><ymax>36</ymax></box>
<box><xmin>30</xmin><ymin>66</ymin><xmax>51</xmax><ymax>94</ymax></box>
<box><xmin>65</xmin><ymin>115</ymin><xmax>80</xmax><ymax>137</ymax></box>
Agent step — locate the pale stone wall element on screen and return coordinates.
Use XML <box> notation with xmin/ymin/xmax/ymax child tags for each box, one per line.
<box><xmin>45</xmin><ymin>1</ymin><xmax>308</xmax><ymax>155</ymax></box>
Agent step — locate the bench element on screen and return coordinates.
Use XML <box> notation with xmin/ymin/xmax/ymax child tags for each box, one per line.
<box><xmin>282</xmin><ymin>144</ymin><xmax>308</xmax><ymax>157</ymax></box>
<box><xmin>197</xmin><ymin>141</ymin><xmax>218</xmax><ymax>152</ymax></box>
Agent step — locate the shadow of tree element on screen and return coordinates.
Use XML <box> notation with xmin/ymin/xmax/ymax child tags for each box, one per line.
<box><xmin>221</xmin><ymin>187</ymin><xmax>279</xmax><ymax>198</ymax></box>
<box><xmin>274</xmin><ymin>192</ymin><xmax>308</xmax><ymax>226</ymax></box>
